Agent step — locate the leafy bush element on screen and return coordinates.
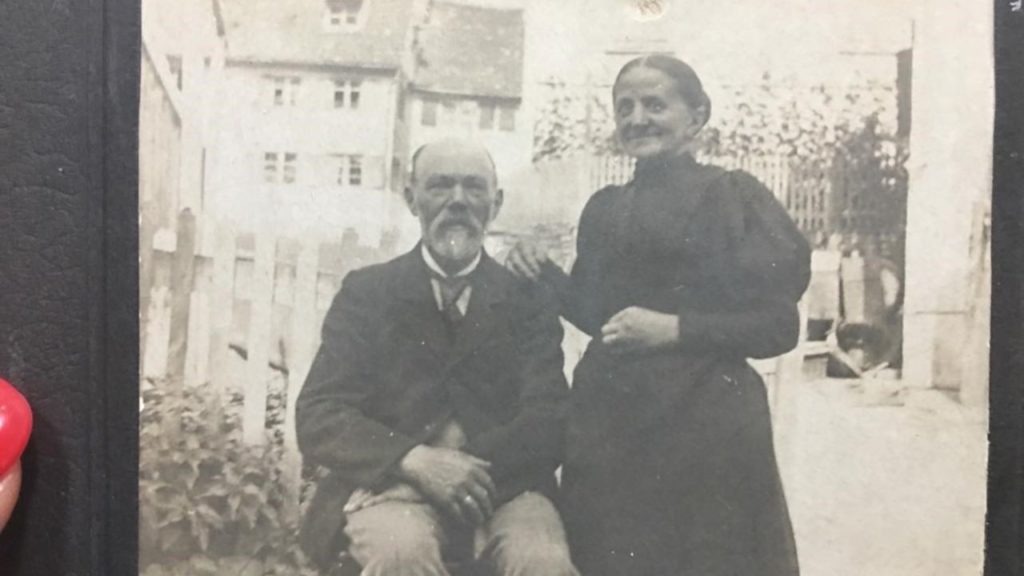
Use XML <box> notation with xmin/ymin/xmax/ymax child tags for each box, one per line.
<box><xmin>139</xmin><ymin>381</ymin><xmax>317</xmax><ymax>576</ymax></box>
<box><xmin>532</xmin><ymin>73</ymin><xmax>901</xmax><ymax>165</ymax></box>
<box><xmin>532</xmin><ymin>79</ymin><xmax>617</xmax><ymax>162</ymax></box>
<box><xmin>698</xmin><ymin>76</ymin><xmax>899</xmax><ymax>159</ymax></box>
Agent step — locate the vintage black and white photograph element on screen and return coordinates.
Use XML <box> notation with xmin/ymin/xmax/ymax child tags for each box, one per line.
<box><xmin>138</xmin><ymin>0</ymin><xmax>992</xmax><ymax>574</ymax></box>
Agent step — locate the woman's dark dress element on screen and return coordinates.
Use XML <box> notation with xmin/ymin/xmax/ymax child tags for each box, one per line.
<box><xmin>552</xmin><ymin>154</ymin><xmax>810</xmax><ymax>576</ymax></box>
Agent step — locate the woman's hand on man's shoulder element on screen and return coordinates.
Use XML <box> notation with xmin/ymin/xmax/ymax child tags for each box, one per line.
<box><xmin>505</xmin><ymin>239</ymin><xmax>551</xmax><ymax>281</ymax></box>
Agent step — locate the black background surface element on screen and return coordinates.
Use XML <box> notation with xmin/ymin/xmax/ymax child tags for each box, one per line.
<box><xmin>0</xmin><ymin>0</ymin><xmax>139</xmax><ymax>573</ymax></box>
<box><xmin>0</xmin><ymin>1</ymin><xmax>1019</xmax><ymax>574</ymax></box>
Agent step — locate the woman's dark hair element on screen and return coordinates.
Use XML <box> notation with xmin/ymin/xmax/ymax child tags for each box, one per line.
<box><xmin>613</xmin><ymin>54</ymin><xmax>712</xmax><ymax>126</ymax></box>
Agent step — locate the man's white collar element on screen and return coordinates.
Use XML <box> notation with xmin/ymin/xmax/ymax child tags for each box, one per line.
<box><xmin>421</xmin><ymin>245</ymin><xmax>481</xmax><ymax>279</ymax></box>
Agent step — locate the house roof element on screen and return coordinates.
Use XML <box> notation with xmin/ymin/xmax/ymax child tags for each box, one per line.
<box><xmin>219</xmin><ymin>0</ymin><xmax>417</xmax><ymax>70</ymax></box>
<box><xmin>413</xmin><ymin>2</ymin><xmax>524</xmax><ymax>99</ymax></box>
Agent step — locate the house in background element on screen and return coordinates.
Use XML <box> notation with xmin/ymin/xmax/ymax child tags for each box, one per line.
<box><xmin>208</xmin><ymin>0</ymin><xmax>427</xmax><ymax>243</ymax></box>
<box><xmin>407</xmin><ymin>1</ymin><xmax>529</xmax><ymax>183</ymax></box>
<box><xmin>140</xmin><ymin>0</ymin><xmax>229</xmax><ymax>372</ymax></box>
<box><xmin>204</xmin><ymin>0</ymin><xmax>528</xmax><ymax>246</ymax></box>
<box><xmin>140</xmin><ymin>0</ymin><xmax>227</xmax><ymax>230</ymax></box>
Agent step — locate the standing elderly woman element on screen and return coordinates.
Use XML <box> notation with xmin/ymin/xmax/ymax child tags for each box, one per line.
<box><xmin>507</xmin><ymin>55</ymin><xmax>810</xmax><ymax>576</ymax></box>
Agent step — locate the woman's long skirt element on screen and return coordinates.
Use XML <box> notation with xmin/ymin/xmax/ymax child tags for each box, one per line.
<box><xmin>560</xmin><ymin>350</ymin><xmax>800</xmax><ymax>576</ymax></box>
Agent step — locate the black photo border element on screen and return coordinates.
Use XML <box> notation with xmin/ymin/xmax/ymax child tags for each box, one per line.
<box><xmin>0</xmin><ymin>1</ymin><xmax>1022</xmax><ymax>574</ymax></box>
<box><xmin>987</xmin><ymin>2</ymin><xmax>1024</xmax><ymax>575</ymax></box>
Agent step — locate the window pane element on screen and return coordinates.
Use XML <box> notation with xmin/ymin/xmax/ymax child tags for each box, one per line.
<box><xmin>327</xmin><ymin>0</ymin><xmax>363</xmax><ymax>28</ymax></box>
<box><xmin>350</xmin><ymin>90</ymin><xmax>360</xmax><ymax>109</ymax></box>
<box><xmin>336</xmin><ymin>158</ymin><xmax>346</xmax><ymax>186</ymax></box>
<box><xmin>349</xmin><ymin>156</ymin><xmax>362</xmax><ymax>186</ymax></box>
<box><xmin>263</xmin><ymin>153</ymin><xmax>278</xmax><ymax>183</ymax></box>
<box><xmin>283</xmin><ymin>153</ymin><xmax>297</xmax><ymax>184</ymax></box>
<box><xmin>499</xmin><ymin>106</ymin><xmax>515</xmax><ymax>131</ymax></box>
<box><xmin>479</xmin><ymin>103</ymin><xmax>495</xmax><ymax>130</ymax></box>
<box><xmin>166</xmin><ymin>55</ymin><xmax>183</xmax><ymax>90</ymax></box>
<box><xmin>421</xmin><ymin>100</ymin><xmax>437</xmax><ymax>126</ymax></box>
<box><xmin>334</xmin><ymin>80</ymin><xmax>347</xmax><ymax>108</ymax></box>
<box><xmin>440</xmin><ymin>100</ymin><xmax>455</xmax><ymax>125</ymax></box>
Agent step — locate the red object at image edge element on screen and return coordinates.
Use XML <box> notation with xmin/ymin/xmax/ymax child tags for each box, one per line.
<box><xmin>0</xmin><ymin>378</ymin><xmax>31</xmax><ymax>477</ymax></box>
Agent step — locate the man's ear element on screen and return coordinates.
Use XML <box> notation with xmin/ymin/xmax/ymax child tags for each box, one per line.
<box><xmin>491</xmin><ymin>188</ymin><xmax>504</xmax><ymax>221</ymax></box>
<box><xmin>403</xmin><ymin>186</ymin><xmax>418</xmax><ymax>215</ymax></box>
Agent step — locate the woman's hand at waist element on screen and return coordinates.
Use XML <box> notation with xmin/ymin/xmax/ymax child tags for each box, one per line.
<box><xmin>601</xmin><ymin>306</ymin><xmax>679</xmax><ymax>354</ymax></box>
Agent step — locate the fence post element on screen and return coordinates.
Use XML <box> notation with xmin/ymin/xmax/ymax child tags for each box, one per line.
<box><xmin>142</xmin><ymin>228</ymin><xmax>175</xmax><ymax>381</ymax></box>
<box><xmin>184</xmin><ymin>216</ymin><xmax>217</xmax><ymax>389</ymax></box>
<box><xmin>167</xmin><ymin>209</ymin><xmax>197</xmax><ymax>389</ymax></box>
<box><xmin>282</xmin><ymin>241</ymin><xmax>319</xmax><ymax>520</ymax></box>
<box><xmin>243</xmin><ymin>233</ymin><xmax>275</xmax><ymax>445</ymax></box>
<box><xmin>780</xmin><ymin>156</ymin><xmax>791</xmax><ymax>209</ymax></box>
<box><xmin>207</xmin><ymin>225</ymin><xmax>236</xmax><ymax>397</ymax></box>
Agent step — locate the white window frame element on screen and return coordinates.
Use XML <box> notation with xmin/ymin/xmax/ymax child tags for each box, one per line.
<box><xmin>479</xmin><ymin>102</ymin><xmax>496</xmax><ymax>130</ymax></box>
<box><xmin>263</xmin><ymin>152</ymin><xmax>298</xmax><ymax>184</ymax></box>
<box><xmin>333</xmin><ymin>79</ymin><xmax>362</xmax><ymax>109</ymax></box>
<box><xmin>283</xmin><ymin>153</ymin><xmax>297</xmax><ymax>184</ymax></box>
<box><xmin>421</xmin><ymin>99</ymin><xmax>438</xmax><ymax>126</ymax></box>
<box><xmin>263</xmin><ymin>152</ymin><xmax>279</xmax><ymax>183</ymax></box>
<box><xmin>499</xmin><ymin>105</ymin><xmax>516</xmax><ymax>132</ymax></box>
<box><xmin>325</xmin><ymin>0</ymin><xmax>368</xmax><ymax>31</ymax></box>
<box><xmin>348</xmin><ymin>155</ymin><xmax>363</xmax><ymax>186</ymax></box>
<box><xmin>334</xmin><ymin>154</ymin><xmax>364</xmax><ymax>187</ymax></box>
<box><xmin>269</xmin><ymin>76</ymin><xmax>301</xmax><ymax>107</ymax></box>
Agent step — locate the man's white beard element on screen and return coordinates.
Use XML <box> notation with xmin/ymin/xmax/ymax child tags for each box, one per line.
<box><xmin>432</xmin><ymin>226</ymin><xmax>480</xmax><ymax>263</ymax></box>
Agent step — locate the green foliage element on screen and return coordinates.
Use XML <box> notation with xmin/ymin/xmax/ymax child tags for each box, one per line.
<box><xmin>532</xmin><ymin>79</ymin><xmax>618</xmax><ymax>162</ymax></box>
<box><xmin>139</xmin><ymin>383</ymin><xmax>317</xmax><ymax>576</ymax></box>
<box><xmin>699</xmin><ymin>78</ymin><xmax>899</xmax><ymax>160</ymax></box>
<box><xmin>532</xmin><ymin>74</ymin><xmax>901</xmax><ymax>165</ymax></box>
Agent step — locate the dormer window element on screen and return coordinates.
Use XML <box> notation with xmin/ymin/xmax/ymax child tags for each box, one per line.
<box><xmin>326</xmin><ymin>0</ymin><xmax>366</xmax><ymax>30</ymax></box>
<box><xmin>479</xmin><ymin>101</ymin><xmax>517</xmax><ymax>132</ymax></box>
<box><xmin>334</xmin><ymin>79</ymin><xmax>362</xmax><ymax>109</ymax></box>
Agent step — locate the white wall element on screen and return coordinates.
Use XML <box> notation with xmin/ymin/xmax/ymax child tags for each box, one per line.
<box><xmin>901</xmin><ymin>0</ymin><xmax>993</xmax><ymax>397</ymax></box>
<box><xmin>408</xmin><ymin>95</ymin><xmax>532</xmax><ymax>185</ymax></box>
<box><xmin>142</xmin><ymin>0</ymin><xmax>226</xmax><ymax>214</ymax></box>
<box><xmin>206</xmin><ymin>65</ymin><xmax>406</xmax><ymax>242</ymax></box>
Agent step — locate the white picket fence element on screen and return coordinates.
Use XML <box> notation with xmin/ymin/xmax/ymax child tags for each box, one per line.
<box><xmin>588</xmin><ymin>154</ymin><xmax>792</xmax><ymax>201</ymax></box>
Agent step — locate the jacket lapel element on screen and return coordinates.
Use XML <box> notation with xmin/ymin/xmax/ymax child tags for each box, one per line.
<box><xmin>448</xmin><ymin>254</ymin><xmax>509</xmax><ymax>367</ymax></box>
<box><xmin>393</xmin><ymin>247</ymin><xmax>450</xmax><ymax>360</ymax></box>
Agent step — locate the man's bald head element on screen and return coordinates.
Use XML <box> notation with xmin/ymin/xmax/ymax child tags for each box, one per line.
<box><xmin>409</xmin><ymin>139</ymin><xmax>498</xmax><ymax>187</ymax></box>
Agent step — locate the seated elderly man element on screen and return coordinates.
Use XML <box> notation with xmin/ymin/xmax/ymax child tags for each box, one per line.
<box><xmin>296</xmin><ymin>139</ymin><xmax>578</xmax><ymax>576</ymax></box>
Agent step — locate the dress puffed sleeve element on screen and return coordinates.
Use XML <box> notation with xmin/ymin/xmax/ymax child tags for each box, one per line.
<box><xmin>676</xmin><ymin>170</ymin><xmax>812</xmax><ymax>359</ymax></box>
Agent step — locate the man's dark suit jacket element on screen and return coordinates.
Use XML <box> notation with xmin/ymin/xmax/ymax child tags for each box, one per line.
<box><xmin>295</xmin><ymin>246</ymin><xmax>570</xmax><ymax>569</ymax></box>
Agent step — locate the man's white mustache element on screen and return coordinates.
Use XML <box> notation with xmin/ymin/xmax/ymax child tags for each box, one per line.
<box><xmin>437</xmin><ymin>218</ymin><xmax>481</xmax><ymax>232</ymax></box>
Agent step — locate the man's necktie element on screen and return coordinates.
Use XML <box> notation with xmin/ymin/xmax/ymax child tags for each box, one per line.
<box><xmin>432</xmin><ymin>273</ymin><xmax>472</xmax><ymax>334</ymax></box>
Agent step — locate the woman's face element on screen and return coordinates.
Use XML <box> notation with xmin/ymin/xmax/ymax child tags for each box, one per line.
<box><xmin>613</xmin><ymin>66</ymin><xmax>704</xmax><ymax>160</ymax></box>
